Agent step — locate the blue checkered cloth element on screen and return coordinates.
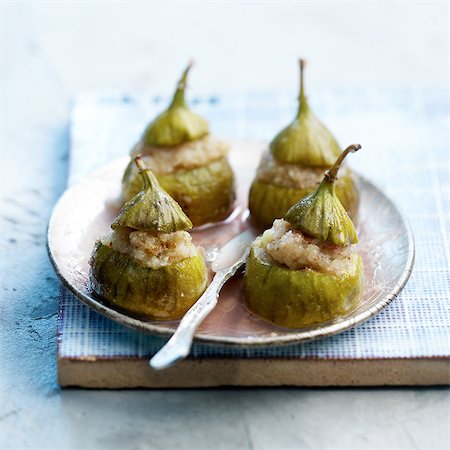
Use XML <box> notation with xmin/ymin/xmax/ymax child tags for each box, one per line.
<box><xmin>59</xmin><ymin>89</ymin><xmax>449</xmax><ymax>360</ymax></box>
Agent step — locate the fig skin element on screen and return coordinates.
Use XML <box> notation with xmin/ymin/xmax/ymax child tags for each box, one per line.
<box><xmin>269</xmin><ymin>105</ymin><xmax>341</xmax><ymax>167</ymax></box>
<box><xmin>90</xmin><ymin>241</ymin><xmax>208</xmax><ymax>320</ymax></box>
<box><xmin>244</xmin><ymin>242</ymin><xmax>364</xmax><ymax>328</ymax></box>
<box><xmin>143</xmin><ymin>62</ymin><xmax>209</xmax><ymax>147</ymax></box>
<box><xmin>115</xmin><ymin>162</ymin><xmax>193</xmax><ymax>233</ymax></box>
<box><xmin>143</xmin><ymin>105</ymin><xmax>209</xmax><ymax>148</ymax></box>
<box><xmin>122</xmin><ymin>157</ymin><xmax>236</xmax><ymax>227</ymax></box>
<box><xmin>249</xmin><ymin>172</ymin><xmax>359</xmax><ymax>229</ymax></box>
<box><xmin>248</xmin><ymin>60</ymin><xmax>359</xmax><ymax>227</ymax></box>
<box><xmin>269</xmin><ymin>59</ymin><xmax>341</xmax><ymax>167</ymax></box>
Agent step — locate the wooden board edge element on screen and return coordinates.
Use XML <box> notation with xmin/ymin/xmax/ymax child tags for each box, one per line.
<box><xmin>58</xmin><ymin>357</ymin><xmax>450</xmax><ymax>388</ymax></box>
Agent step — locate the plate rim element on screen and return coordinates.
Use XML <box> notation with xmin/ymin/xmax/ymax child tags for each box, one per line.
<box><xmin>47</xmin><ymin>154</ymin><xmax>415</xmax><ymax>347</ymax></box>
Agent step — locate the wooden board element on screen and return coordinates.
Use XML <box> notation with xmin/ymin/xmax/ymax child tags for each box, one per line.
<box><xmin>59</xmin><ymin>357</ymin><xmax>450</xmax><ymax>388</ymax></box>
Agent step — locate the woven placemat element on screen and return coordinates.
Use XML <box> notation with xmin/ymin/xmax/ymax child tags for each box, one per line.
<box><xmin>58</xmin><ymin>89</ymin><xmax>450</xmax><ymax>387</ymax></box>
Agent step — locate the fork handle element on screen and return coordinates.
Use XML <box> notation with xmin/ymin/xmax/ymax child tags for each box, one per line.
<box><xmin>149</xmin><ymin>270</ymin><xmax>230</xmax><ymax>370</ymax></box>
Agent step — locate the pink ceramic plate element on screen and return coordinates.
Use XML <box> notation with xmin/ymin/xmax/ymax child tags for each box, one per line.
<box><xmin>47</xmin><ymin>141</ymin><xmax>414</xmax><ymax>346</ymax></box>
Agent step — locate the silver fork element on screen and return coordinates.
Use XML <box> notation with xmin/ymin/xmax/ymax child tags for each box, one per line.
<box><xmin>150</xmin><ymin>230</ymin><xmax>254</xmax><ymax>370</ymax></box>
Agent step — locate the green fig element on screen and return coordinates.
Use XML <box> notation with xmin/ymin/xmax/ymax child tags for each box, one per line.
<box><xmin>142</xmin><ymin>62</ymin><xmax>209</xmax><ymax>147</ymax></box>
<box><xmin>90</xmin><ymin>242</ymin><xmax>207</xmax><ymax>320</ymax></box>
<box><xmin>248</xmin><ymin>60</ymin><xmax>359</xmax><ymax>228</ymax></box>
<box><xmin>284</xmin><ymin>144</ymin><xmax>360</xmax><ymax>245</ymax></box>
<box><xmin>122</xmin><ymin>156</ymin><xmax>235</xmax><ymax>226</ymax></box>
<box><xmin>114</xmin><ymin>156</ymin><xmax>192</xmax><ymax>233</ymax></box>
<box><xmin>248</xmin><ymin>59</ymin><xmax>359</xmax><ymax>228</ymax></box>
<box><xmin>121</xmin><ymin>62</ymin><xmax>236</xmax><ymax>227</ymax></box>
<box><xmin>90</xmin><ymin>157</ymin><xmax>207</xmax><ymax>320</ymax></box>
<box><xmin>244</xmin><ymin>144</ymin><xmax>364</xmax><ymax>328</ymax></box>
<box><xmin>245</xmin><ymin>244</ymin><xmax>364</xmax><ymax>328</ymax></box>
<box><xmin>270</xmin><ymin>59</ymin><xmax>341</xmax><ymax>166</ymax></box>
<box><xmin>249</xmin><ymin>171</ymin><xmax>358</xmax><ymax>229</ymax></box>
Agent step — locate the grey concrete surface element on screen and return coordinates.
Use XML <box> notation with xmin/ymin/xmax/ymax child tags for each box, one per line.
<box><xmin>0</xmin><ymin>3</ymin><xmax>449</xmax><ymax>450</ymax></box>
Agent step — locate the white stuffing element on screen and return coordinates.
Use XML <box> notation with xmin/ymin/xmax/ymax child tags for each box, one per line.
<box><xmin>130</xmin><ymin>135</ymin><xmax>229</xmax><ymax>174</ymax></box>
<box><xmin>257</xmin><ymin>219</ymin><xmax>355</xmax><ymax>275</ymax></box>
<box><xmin>102</xmin><ymin>227</ymin><xmax>197</xmax><ymax>269</ymax></box>
<box><xmin>255</xmin><ymin>150</ymin><xmax>350</xmax><ymax>189</ymax></box>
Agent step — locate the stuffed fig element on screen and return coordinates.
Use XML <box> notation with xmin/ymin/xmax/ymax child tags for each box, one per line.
<box><xmin>91</xmin><ymin>157</ymin><xmax>208</xmax><ymax>320</ymax></box>
<box><xmin>249</xmin><ymin>59</ymin><xmax>358</xmax><ymax>228</ymax></box>
<box><xmin>245</xmin><ymin>144</ymin><xmax>365</xmax><ymax>328</ymax></box>
<box><xmin>122</xmin><ymin>62</ymin><xmax>236</xmax><ymax>227</ymax></box>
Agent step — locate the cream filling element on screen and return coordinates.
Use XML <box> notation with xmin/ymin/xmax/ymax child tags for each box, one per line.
<box><xmin>257</xmin><ymin>219</ymin><xmax>355</xmax><ymax>275</ymax></box>
<box><xmin>130</xmin><ymin>135</ymin><xmax>229</xmax><ymax>174</ymax></box>
<box><xmin>102</xmin><ymin>227</ymin><xmax>197</xmax><ymax>270</ymax></box>
<box><xmin>255</xmin><ymin>150</ymin><xmax>350</xmax><ymax>190</ymax></box>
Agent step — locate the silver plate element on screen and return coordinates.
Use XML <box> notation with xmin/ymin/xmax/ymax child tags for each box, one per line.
<box><xmin>47</xmin><ymin>141</ymin><xmax>414</xmax><ymax>346</ymax></box>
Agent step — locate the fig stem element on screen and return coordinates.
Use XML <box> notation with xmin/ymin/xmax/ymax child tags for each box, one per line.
<box><xmin>297</xmin><ymin>58</ymin><xmax>308</xmax><ymax>117</ymax></box>
<box><xmin>134</xmin><ymin>155</ymin><xmax>154</xmax><ymax>191</ymax></box>
<box><xmin>170</xmin><ymin>61</ymin><xmax>194</xmax><ymax>108</ymax></box>
<box><xmin>326</xmin><ymin>144</ymin><xmax>361</xmax><ymax>181</ymax></box>
<box><xmin>178</xmin><ymin>60</ymin><xmax>194</xmax><ymax>90</ymax></box>
<box><xmin>134</xmin><ymin>155</ymin><xmax>147</xmax><ymax>172</ymax></box>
